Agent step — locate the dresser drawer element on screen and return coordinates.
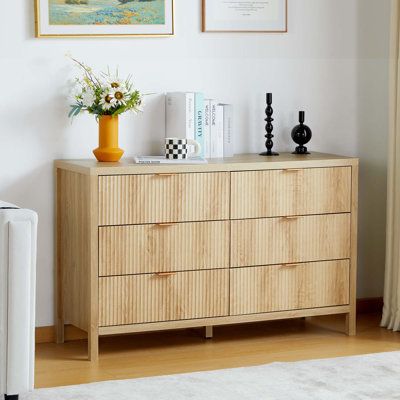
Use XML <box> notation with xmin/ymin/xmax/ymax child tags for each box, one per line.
<box><xmin>99</xmin><ymin>221</ymin><xmax>230</xmax><ymax>276</ymax></box>
<box><xmin>99</xmin><ymin>172</ymin><xmax>230</xmax><ymax>225</ymax></box>
<box><xmin>230</xmin><ymin>260</ymin><xmax>350</xmax><ymax>315</ymax></box>
<box><xmin>231</xmin><ymin>214</ymin><xmax>350</xmax><ymax>267</ymax></box>
<box><xmin>99</xmin><ymin>270</ymin><xmax>229</xmax><ymax>326</ymax></box>
<box><xmin>231</xmin><ymin>167</ymin><xmax>351</xmax><ymax>219</ymax></box>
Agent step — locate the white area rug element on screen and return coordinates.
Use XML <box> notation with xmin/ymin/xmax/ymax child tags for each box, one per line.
<box><xmin>22</xmin><ymin>352</ymin><xmax>400</xmax><ymax>400</ymax></box>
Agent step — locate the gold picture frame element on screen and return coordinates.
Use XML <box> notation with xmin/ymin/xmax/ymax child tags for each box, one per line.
<box><xmin>35</xmin><ymin>0</ymin><xmax>174</xmax><ymax>38</ymax></box>
<box><xmin>202</xmin><ymin>0</ymin><xmax>287</xmax><ymax>33</ymax></box>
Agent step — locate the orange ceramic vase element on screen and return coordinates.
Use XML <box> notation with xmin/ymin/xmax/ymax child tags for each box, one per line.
<box><xmin>93</xmin><ymin>115</ymin><xmax>124</xmax><ymax>162</ymax></box>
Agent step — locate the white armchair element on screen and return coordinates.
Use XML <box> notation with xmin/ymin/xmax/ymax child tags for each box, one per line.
<box><xmin>0</xmin><ymin>201</ymin><xmax>37</xmax><ymax>400</ymax></box>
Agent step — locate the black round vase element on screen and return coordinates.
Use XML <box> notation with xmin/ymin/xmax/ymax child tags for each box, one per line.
<box><xmin>291</xmin><ymin>111</ymin><xmax>312</xmax><ymax>154</ymax></box>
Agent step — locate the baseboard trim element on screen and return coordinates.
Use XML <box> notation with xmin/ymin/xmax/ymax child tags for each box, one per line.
<box><xmin>35</xmin><ymin>324</ymin><xmax>87</xmax><ymax>344</ymax></box>
<box><xmin>35</xmin><ymin>297</ymin><xmax>384</xmax><ymax>344</ymax></box>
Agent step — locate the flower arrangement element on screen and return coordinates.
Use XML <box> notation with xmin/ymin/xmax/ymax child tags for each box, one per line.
<box><xmin>69</xmin><ymin>57</ymin><xmax>143</xmax><ymax>119</ymax></box>
<box><xmin>68</xmin><ymin>57</ymin><xmax>144</xmax><ymax>162</ymax></box>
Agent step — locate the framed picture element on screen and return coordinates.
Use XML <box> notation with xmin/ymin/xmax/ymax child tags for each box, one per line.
<box><xmin>202</xmin><ymin>0</ymin><xmax>287</xmax><ymax>33</ymax></box>
<box><xmin>35</xmin><ymin>0</ymin><xmax>174</xmax><ymax>38</ymax></box>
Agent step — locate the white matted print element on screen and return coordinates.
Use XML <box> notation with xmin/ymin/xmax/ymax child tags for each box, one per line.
<box><xmin>202</xmin><ymin>0</ymin><xmax>287</xmax><ymax>33</ymax></box>
<box><xmin>35</xmin><ymin>0</ymin><xmax>174</xmax><ymax>37</ymax></box>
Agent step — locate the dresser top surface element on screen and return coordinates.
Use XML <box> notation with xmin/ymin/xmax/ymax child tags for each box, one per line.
<box><xmin>55</xmin><ymin>152</ymin><xmax>358</xmax><ymax>175</ymax></box>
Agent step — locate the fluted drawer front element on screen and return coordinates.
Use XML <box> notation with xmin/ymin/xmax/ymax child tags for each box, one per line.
<box><xmin>99</xmin><ymin>270</ymin><xmax>229</xmax><ymax>326</ymax></box>
<box><xmin>99</xmin><ymin>172</ymin><xmax>230</xmax><ymax>225</ymax></box>
<box><xmin>230</xmin><ymin>260</ymin><xmax>350</xmax><ymax>315</ymax></box>
<box><xmin>99</xmin><ymin>221</ymin><xmax>230</xmax><ymax>276</ymax></box>
<box><xmin>231</xmin><ymin>167</ymin><xmax>351</xmax><ymax>219</ymax></box>
<box><xmin>231</xmin><ymin>214</ymin><xmax>350</xmax><ymax>267</ymax></box>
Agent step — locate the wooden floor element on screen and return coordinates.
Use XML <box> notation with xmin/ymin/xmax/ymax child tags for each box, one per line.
<box><xmin>35</xmin><ymin>313</ymin><xmax>400</xmax><ymax>389</ymax></box>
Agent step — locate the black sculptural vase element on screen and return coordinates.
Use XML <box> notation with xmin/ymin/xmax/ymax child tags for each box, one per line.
<box><xmin>260</xmin><ymin>93</ymin><xmax>279</xmax><ymax>156</ymax></box>
<box><xmin>291</xmin><ymin>111</ymin><xmax>312</xmax><ymax>154</ymax></box>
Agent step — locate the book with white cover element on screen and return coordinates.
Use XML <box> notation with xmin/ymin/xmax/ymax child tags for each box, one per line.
<box><xmin>194</xmin><ymin>93</ymin><xmax>205</xmax><ymax>158</ymax></box>
<box><xmin>203</xmin><ymin>100</ymin><xmax>212</xmax><ymax>158</ymax></box>
<box><xmin>220</xmin><ymin>103</ymin><xmax>234</xmax><ymax>157</ymax></box>
<box><xmin>134</xmin><ymin>156</ymin><xmax>207</xmax><ymax>164</ymax></box>
<box><xmin>165</xmin><ymin>92</ymin><xmax>195</xmax><ymax>140</ymax></box>
<box><xmin>210</xmin><ymin>101</ymin><xmax>224</xmax><ymax>158</ymax></box>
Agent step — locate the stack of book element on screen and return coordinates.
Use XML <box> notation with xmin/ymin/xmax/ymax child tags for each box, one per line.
<box><xmin>165</xmin><ymin>92</ymin><xmax>234</xmax><ymax>159</ymax></box>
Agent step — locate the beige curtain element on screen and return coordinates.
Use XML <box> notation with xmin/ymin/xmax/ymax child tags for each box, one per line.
<box><xmin>382</xmin><ymin>0</ymin><xmax>400</xmax><ymax>331</ymax></box>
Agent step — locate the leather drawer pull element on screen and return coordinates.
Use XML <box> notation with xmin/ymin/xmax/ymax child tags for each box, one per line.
<box><xmin>154</xmin><ymin>272</ymin><xmax>177</xmax><ymax>277</ymax></box>
<box><xmin>280</xmin><ymin>263</ymin><xmax>300</xmax><ymax>269</ymax></box>
<box><xmin>154</xmin><ymin>173</ymin><xmax>176</xmax><ymax>177</ymax></box>
<box><xmin>156</xmin><ymin>223</ymin><xmax>175</xmax><ymax>227</ymax></box>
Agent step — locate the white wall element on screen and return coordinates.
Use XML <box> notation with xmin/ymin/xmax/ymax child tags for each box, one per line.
<box><xmin>0</xmin><ymin>0</ymin><xmax>390</xmax><ymax>327</ymax></box>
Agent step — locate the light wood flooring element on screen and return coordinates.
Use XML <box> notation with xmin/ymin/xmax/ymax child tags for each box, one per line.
<box><xmin>35</xmin><ymin>313</ymin><xmax>400</xmax><ymax>389</ymax></box>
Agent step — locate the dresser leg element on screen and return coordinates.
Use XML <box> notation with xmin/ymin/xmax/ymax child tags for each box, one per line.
<box><xmin>55</xmin><ymin>265</ymin><xmax>65</xmax><ymax>344</ymax></box>
<box><xmin>205</xmin><ymin>326</ymin><xmax>213</xmax><ymax>339</ymax></box>
<box><xmin>56</xmin><ymin>168</ymin><xmax>65</xmax><ymax>345</ymax></box>
<box><xmin>345</xmin><ymin>312</ymin><xmax>356</xmax><ymax>336</ymax></box>
<box><xmin>55</xmin><ymin>243</ymin><xmax>64</xmax><ymax>344</ymax></box>
<box><xmin>56</xmin><ymin>318</ymin><xmax>65</xmax><ymax>344</ymax></box>
<box><xmin>88</xmin><ymin>330</ymin><xmax>99</xmax><ymax>361</ymax></box>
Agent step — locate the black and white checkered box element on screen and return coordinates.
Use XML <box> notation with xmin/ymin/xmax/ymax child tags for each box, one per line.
<box><xmin>165</xmin><ymin>138</ymin><xmax>189</xmax><ymax>159</ymax></box>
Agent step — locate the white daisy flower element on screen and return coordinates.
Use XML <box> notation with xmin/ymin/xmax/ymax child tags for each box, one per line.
<box><xmin>108</xmin><ymin>78</ymin><xmax>125</xmax><ymax>90</ymax></box>
<box><xmin>100</xmin><ymin>93</ymin><xmax>115</xmax><ymax>110</ymax></box>
<box><xmin>81</xmin><ymin>89</ymin><xmax>96</xmax><ymax>107</ymax></box>
<box><xmin>110</xmin><ymin>87</ymin><xmax>127</xmax><ymax>105</ymax></box>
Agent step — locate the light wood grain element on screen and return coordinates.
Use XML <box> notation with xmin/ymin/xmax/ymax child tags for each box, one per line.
<box><xmin>55</xmin><ymin>168</ymin><xmax>64</xmax><ymax>344</ymax></box>
<box><xmin>88</xmin><ymin>175</ymin><xmax>99</xmax><ymax>361</ymax></box>
<box><xmin>35</xmin><ymin>298</ymin><xmax>380</xmax><ymax>344</ymax></box>
<box><xmin>99</xmin><ymin>221</ymin><xmax>230</xmax><ymax>276</ymax></box>
<box><xmin>36</xmin><ymin>325</ymin><xmax>87</xmax><ymax>344</ymax></box>
<box><xmin>55</xmin><ymin>154</ymin><xmax>359</xmax><ymax>360</ymax></box>
<box><xmin>55</xmin><ymin>153</ymin><xmax>359</xmax><ymax>176</ymax></box>
<box><xmin>99</xmin><ymin>305</ymin><xmax>350</xmax><ymax>336</ymax></box>
<box><xmin>231</xmin><ymin>214</ymin><xmax>351</xmax><ymax>267</ymax></box>
<box><xmin>230</xmin><ymin>261</ymin><xmax>350</xmax><ymax>316</ymax></box>
<box><xmin>56</xmin><ymin>169</ymin><xmax>99</xmax><ymax>361</ymax></box>
<box><xmin>347</xmin><ymin>164</ymin><xmax>359</xmax><ymax>336</ymax></box>
<box><xmin>205</xmin><ymin>326</ymin><xmax>213</xmax><ymax>339</ymax></box>
<box><xmin>99</xmin><ymin>173</ymin><xmax>230</xmax><ymax>225</ymax></box>
<box><xmin>231</xmin><ymin>167</ymin><xmax>351</xmax><ymax>219</ymax></box>
<box><xmin>56</xmin><ymin>170</ymin><xmax>91</xmax><ymax>334</ymax></box>
<box><xmin>99</xmin><ymin>270</ymin><xmax>229</xmax><ymax>326</ymax></box>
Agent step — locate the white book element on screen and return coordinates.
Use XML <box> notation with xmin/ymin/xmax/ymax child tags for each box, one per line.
<box><xmin>134</xmin><ymin>156</ymin><xmax>207</xmax><ymax>164</ymax></box>
<box><xmin>165</xmin><ymin>92</ymin><xmax>195</xmax><ymax>140</ymax></box>
<box><xmin>203</xmin><ymin>99</ymin><xmax>212</xmax><ymax>158</ymax></box>
<box><xmin>194</xmin><ymin>93</ymin><xmax>205</xmax><ymax>158</ymax></box>
<box><xmin>220</xmin><ymin>104</ymin><xmax>234</xmax><ymax>157</ymax></box>
<box><xmin>210</xmin><ymin>101</ymin><xmax>224</xmax><ymax>158</ymax></box>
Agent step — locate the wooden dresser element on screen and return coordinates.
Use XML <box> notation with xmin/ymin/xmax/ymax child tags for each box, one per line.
<box><xmin>55</xmin><ymin>153</ymin><xmax>358</xmax><ymax>361</ymax></box>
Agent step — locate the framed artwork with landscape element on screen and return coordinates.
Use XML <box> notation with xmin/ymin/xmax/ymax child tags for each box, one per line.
<box><xmin>202</xmin><ymin>0</ymin><xmax>287</xmax><ymax>33</ymax></box>
<box><xmin>35</xmin><ymin>0</ymin><xmax>174</xmax><ymax>38</ymax></box>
